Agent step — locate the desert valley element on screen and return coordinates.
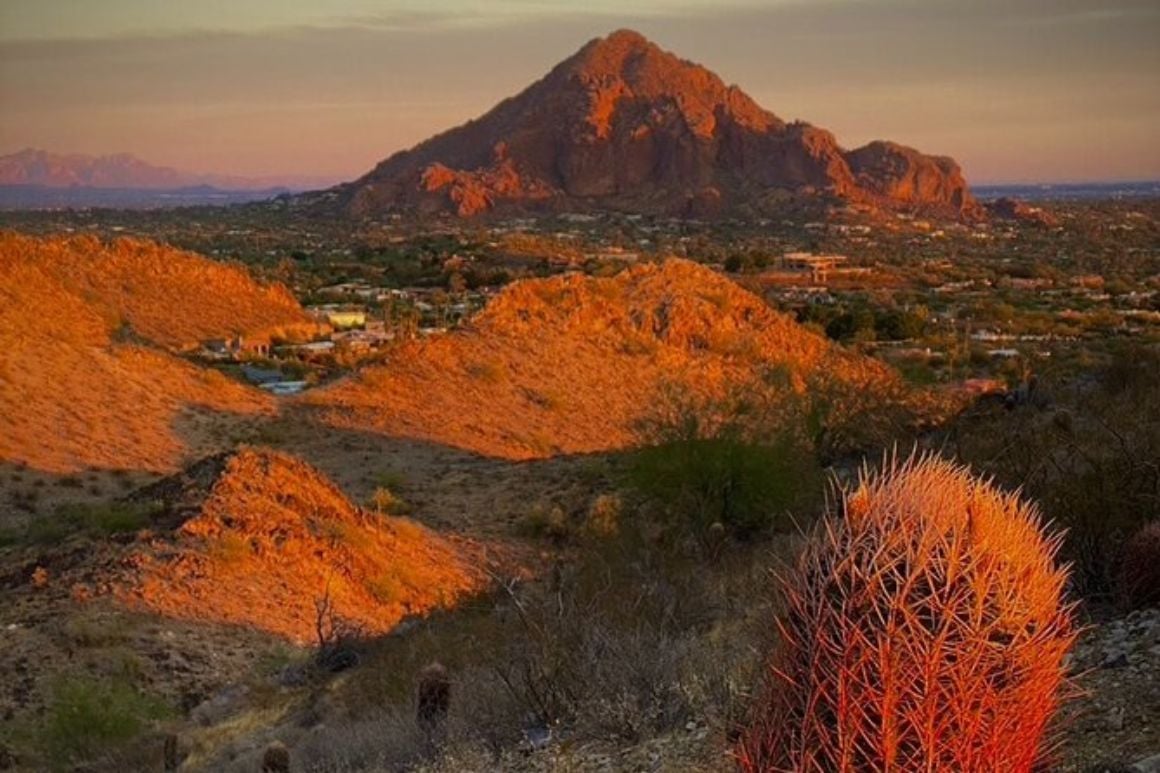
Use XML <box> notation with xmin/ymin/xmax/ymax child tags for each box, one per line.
<box><xmin>0</xmin><ymin>16</ymin><xmax>1158</xmax><ymax>773</ymax></box>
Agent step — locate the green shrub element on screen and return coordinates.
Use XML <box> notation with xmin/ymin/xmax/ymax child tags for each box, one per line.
<box><xmin>625</xmin><ymin>384</ymin><xmax>822</xmax><ymax>538</ymax></box>
<box><xmin>35</xmin><ymin>675</ymin><xmax>169</xmax><ymax>770</ymax></box>
<box><xmin>17</xmin><ymin>501</ymin><xmax>159</xmax><ymax>546</ymax></box>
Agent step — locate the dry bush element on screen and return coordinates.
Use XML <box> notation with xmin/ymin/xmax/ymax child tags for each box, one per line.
<box><xmin>583</xmin><ymin>493</ymin><xmax>623</xmax><ymax>538</ymax></box>
<box><xmin>739</xmin><ymin>454</ymin><xmax>1076</xmax><ymax>772</ymax></box>
<box><xmin>293</xmin><ymin>530</ymin><xmax>780</xmax><ymax>772</ymax></box>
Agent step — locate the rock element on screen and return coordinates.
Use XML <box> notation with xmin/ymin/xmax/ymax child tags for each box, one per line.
<box><xmin>984</xmin><ymin>196</ymin><xmax>1059</xmax><ymax>227</ymax></box>
<box><xmin>190</xmin><ymin>683</ymin><xmax>249</xmax><ymax>726</ymax></box>
<box><xmin>1132</xmin><ymin>752</ymin><xmax>1160</xmax><ymax>772</ymax></box>
<box><xmin>1102</xmin><ymin>652</ymin><xmax>1130</xmax><ymax>669</ymax></box>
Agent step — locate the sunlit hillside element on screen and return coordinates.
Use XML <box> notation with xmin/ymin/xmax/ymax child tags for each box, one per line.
<box><xmin>114</xmin><ymin>448</ymin><xmax>495</xmax><ymax>642</ymax></box>
<box><xmin>303</xmin><ymin>258</ymin><xmax>908</xmax><ymax>459</ymax></box>
<box><xmin>0</xmin><ymin>233</ymin><xmax>317</xmax><ymax>473</ymax></box>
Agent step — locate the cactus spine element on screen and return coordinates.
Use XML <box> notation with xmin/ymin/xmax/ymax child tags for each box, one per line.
<box><xmin>738</xmin><ymin>454</ymin><xmax>1076</xmax><ymax>772</ymax></box>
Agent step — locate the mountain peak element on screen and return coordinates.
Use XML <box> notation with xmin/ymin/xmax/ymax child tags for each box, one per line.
<box><xmin>325</xmin><ymin>31</ymin><xmax>978</xmax><ymax>219</ymax></box>
<box><xmin>587</xmin><ymin>28</ymin><xmax>653</xmax><ymax>55</ymax></box>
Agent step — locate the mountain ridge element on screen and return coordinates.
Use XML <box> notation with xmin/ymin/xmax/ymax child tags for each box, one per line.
<box><xmin>0</xmin><ymin>147</ymin><xmax>332</xmax><ymax>192</ymax></box>
<box><xmin>318</xmin><ymin>29</ymin><xmax>978</xmax><ymax>219</ymax></box>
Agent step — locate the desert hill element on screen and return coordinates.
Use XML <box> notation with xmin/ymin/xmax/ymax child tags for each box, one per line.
<box><xmin>0</xmin><ymin>233</ymin><xmax>319</xmax><ymax>473</ymax></box>
<box><xmin>302</xmin><ymin>258</ymin><xmax>903</xmax><ymax>459</ymax></box>
<box><xmin>111</xmin><ymin>447</ymin><xmax>492</xmax><ymax>642</ymax></box>
<box><xmin>322</xmin><ymin>29</ymin><xmax>977</xmax><ymax>219</ymax></box>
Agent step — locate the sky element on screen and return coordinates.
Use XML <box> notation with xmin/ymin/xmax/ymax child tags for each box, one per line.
<box><xmin>1</xmin><ymin>0</ymin><xmax>1157</xmax><ymax>186</ymax></box>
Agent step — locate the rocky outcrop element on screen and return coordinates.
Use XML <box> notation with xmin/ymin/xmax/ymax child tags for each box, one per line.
<box><xmin>323</xmin><ymin>30</ymin><xmax>977</xmax><ymax>219</ymax></box>
<box><xmin>985</xmin><ymin>196</ymin><xmax>1060</xmax><ymax>227</ymax></box>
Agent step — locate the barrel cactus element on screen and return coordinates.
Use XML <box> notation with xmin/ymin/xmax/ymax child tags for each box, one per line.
<box><xmin>738</xmin><ymin>454</ymin><xmax>1076</xmax><ymax>772</ymax></box>
<box><xmin>1118</xmin><ymin>520</ymin><xmax>1160</xmax><ymax>610</ymax></box>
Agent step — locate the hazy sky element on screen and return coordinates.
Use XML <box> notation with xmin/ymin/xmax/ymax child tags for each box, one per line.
<box><xmin>1</xmin><ymin>0</ymin><xmax>1157</xmax><ymax>185</ymax></box>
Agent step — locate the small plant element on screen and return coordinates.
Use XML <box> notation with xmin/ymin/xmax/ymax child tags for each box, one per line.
<box><xmin>738</xmin><ymin>454</ymin><xmax>1076</xmax><ymax>772</ymax></box>
<box><xmin>313</xmin><ymin>585</ymin><xmax>362</xmax><ymax>672</ymax></box>
<box><xmin>208</xmin><ymin>532</ymin><xmax>250</xmax><ymax>564</ymax></box>
<box><xmin>373</xmin><ymin>470</ymin><xmax>408</xmax><ymax>491</ymax></box>
<box><xmin>368</xmin><ymin>568</ymin><xmax>408</xmax><ymax>606</ymax></box>
<box><xmin>467</xmin><ymin>359</ymin><xmax>504</xmax><ymax>383</ymax></box>
<box><xmin>583</xmin><ymin>494</ymin><xmax>622</xmax><ymax>539</ymax></box>
<box><xmin>369</xmin><ymin>486</ymin><xmax>408</xmax><ymax>515</ymax></box>
<box><xmin>520</xmin><ymin>502</ymin><xmax>570</xmax><ymax>540</ymax></box>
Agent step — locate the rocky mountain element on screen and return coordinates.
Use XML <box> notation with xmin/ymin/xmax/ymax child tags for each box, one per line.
<box><xmin>320</xmin><ymin>30</ymin><xmax>978</xmax><ymax>219</ymax></box>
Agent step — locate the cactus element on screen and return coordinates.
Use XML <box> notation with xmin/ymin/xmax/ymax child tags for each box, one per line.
<box><xmin>738</xmin><ymin>454</ymin><xmax>1076</xmax><ymax>772</ymax></box>
<box><xmin>1117</xmin><ymin>521</ymin><xmax>1160</xmax><ymax>610</ymax></box>
<box><xmin>261</xmin><ymin>741</ymin><xmax>290</xmax><ymax>773</ymax></box>
<box><xmin>416</xmin><ymin>662</ymin><xmax>451</xmax><ymax>731</ymax></box>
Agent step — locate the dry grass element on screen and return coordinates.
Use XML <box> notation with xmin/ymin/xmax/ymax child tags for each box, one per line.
<box><xmin>739</xmin><ymin>454</ymin><xmax>1076</xmax><ymax>772</ymax></box>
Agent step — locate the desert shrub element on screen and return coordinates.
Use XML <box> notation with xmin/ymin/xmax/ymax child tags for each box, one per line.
<box><xmin>373</xmin><ymin>470</ymin><xmax>408</xmax><ymax>490</ymax></box>
<box><xmin>626</xmin><ymin>382</ymin><xmax>822</xmax><ymax>538</ymax></box>
<box><xmin>261</xmin><ymin>741</ymin><xmax>290</xmax><ymax>773</ymax></box>
<box><xmin>479</xmin><ymin>528</ymin><xmax>775</xmax><ymax>745</ymax></box>
<box><xmin>738</xmin><ymin>454</ymin><xmax>1076</xmax><ymax>772</ymax></box>
<box><xmin>1117</xmin><ymin>521</ymin><xmax>1160</xmax><ymax>610</ymax></box>
<box><xmin>950</xmin><ymin>344</ymin><xmax>1160</xmax><ymax>596</ymax></box>
<box><xmin>312</xmin><ymin>587</ymin><xmax>365</xmax><ymax>673</ymax></box>
<box><xmin>33</xmin><ymin>675</ymin><xmax>169</xmax><ymax>770</ymax></box>
<box><xmin>17</xmin><ymin>501</ymin><xmax>159</xmax><ymax>545</ymax></box>
<box><xmin>519</xmin><ymin>501</ymin><xmax>569</xmax><ymax>540</ymax></box>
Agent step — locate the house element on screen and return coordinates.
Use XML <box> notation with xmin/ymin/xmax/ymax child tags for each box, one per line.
<box><xmin>783</xmin><ymin>253</ymin><xmax>848</xmax><ymax>283</ymax></box>
<box><xmin>199</xmin><ymin>335</ymin><xmax>269</xmax><ymax>360</ymax></box>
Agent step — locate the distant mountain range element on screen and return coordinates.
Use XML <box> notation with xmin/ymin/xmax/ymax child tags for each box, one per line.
<box><xmin>307</xmin><ymin>29</ymin><xmax>979</xmax><ymax>220</ymax></box>
<box><xmin>0</xmin><ymin>148</ymin><xmax>336</xmax><ymax>209</ymax></box>
<box><xmin>972</xmin><ymin>181</ymin><xmax>1160</xmax><ymax>202</ymax></box>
